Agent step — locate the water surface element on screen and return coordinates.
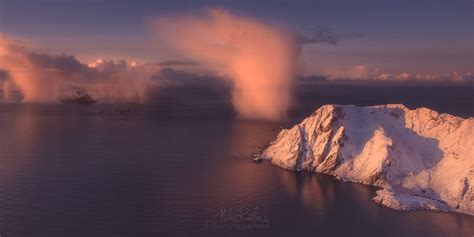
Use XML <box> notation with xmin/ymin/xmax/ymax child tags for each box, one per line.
<box><xmin>0</xmin><ymin>83</ymin><xmax>473</xmax><ymax>237</ymax></box>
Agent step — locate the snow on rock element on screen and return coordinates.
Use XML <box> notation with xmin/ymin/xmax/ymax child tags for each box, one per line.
<box><xmin>259</xmin><ymin>104</ymin><xmax>474</xmax><ymax>215</ymax></box>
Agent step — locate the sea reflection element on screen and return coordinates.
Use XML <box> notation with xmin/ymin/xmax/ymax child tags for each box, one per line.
<box><xmin>0</xmin><ymin>105</ymin><xmax>38</xmax><ymax>172</ymax></box>
<box><xmin>279</xmin><ymin>171</ymin><xmax>335</xmax><ymax>212</ymax></box>
<box><xmin>204</xmin><ymin>118</ymin><xmax>280</xmax><ymax>204</ymax></box>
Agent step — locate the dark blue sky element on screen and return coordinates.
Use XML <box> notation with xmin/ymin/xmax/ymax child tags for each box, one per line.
<box><xmin>0</xmin><ymin>0</ymin><xmax>472</xmax><ymax>74</ymax></box>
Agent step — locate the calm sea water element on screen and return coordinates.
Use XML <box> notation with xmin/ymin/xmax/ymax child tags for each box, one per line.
<box><xmin>0</xmin><ymin>83</ymin><xmax>473</xmax><ymax>237</ymax></box>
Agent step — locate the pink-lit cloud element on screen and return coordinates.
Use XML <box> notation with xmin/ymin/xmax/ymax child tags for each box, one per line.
<box><xmin>0</xmin><ymin>36</ymin><xmax>160</xmax><ymax>103</ymax></box>
<box><xmin>153</xmin><ymin>8</ymin><xmax>301</xmax><ymax>120</ymax></box>
<box><xmin>317</xmin><ymin>65</ymin><xmax>473</xmax><ymax>82</ymax></box>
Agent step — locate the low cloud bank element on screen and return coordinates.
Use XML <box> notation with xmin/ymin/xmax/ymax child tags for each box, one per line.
<box><xmin>0</xmin><ymin>36</ymin><xmax>160</xmax><ymax>103</ymax></box>
<box><xmin>306</xmin><ymin>65</ymin><xmax>473</xmax><ymax>82</ymax></box>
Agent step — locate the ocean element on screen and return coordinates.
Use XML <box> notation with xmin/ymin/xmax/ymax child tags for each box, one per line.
<box><xmin>0</xmin><ymin>82</ymin><xmax>473</xmax><ymax>237</ymax></box>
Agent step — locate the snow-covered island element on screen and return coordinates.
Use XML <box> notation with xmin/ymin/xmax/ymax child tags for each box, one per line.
<box><xmin>258</xmin><ymin>104</ymin><xmax>473</xmax><ymax>215</ymax></box>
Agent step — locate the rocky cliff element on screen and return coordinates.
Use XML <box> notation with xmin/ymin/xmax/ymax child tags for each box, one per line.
<box><xmin>259</xmin><ymin>104</ymin><xmax>474</xmax><ymax>215</ymax></box>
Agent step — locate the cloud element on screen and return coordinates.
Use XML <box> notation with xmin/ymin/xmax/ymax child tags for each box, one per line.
<box><xmin>0</xmin><ymin>37</ymin><xmax>86</xmax><ymax>102</ymax></box>
<box><xmin>304</xmin><ymin>65</ymin><xmax>474</xmax><ymax>82</ymax></box>
<box><xmin>298</xmin><ymin>26</ymin><xmax>364</xmax><ymax>45</ymax></box>
<box><xmin>153</xmin><ymin>8</ymin><xmax>300</xmax><ymax>120</ymax></box>
<box><xmin>157</xmin><ymin>60</ymin><xmax>198</xmax><ymax>66</ymax></box>
<box><xmin>84</xmin><ymin>59</ymin><xmax>161</xmax><ymax>102</ymax></box>
<box><xmin>0</xmin><ymin>36</ymin><xmax>160</xmax><ymax>103</ymax></box>
<box><xmin>319</xmin><ymin>65</ymin><xmax>374</xmax><ymax>80</ymax></box>
<box><xmin>377</xmin><ymin>71</ymin><xmax>474</xmax><ymax>82</ymax></box>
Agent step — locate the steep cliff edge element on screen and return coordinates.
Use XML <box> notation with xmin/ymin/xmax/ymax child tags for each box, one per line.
<box><xmin>259</xmin><ymin>104</ymin><xmax>474</xmax><ymax>215</ymax></box>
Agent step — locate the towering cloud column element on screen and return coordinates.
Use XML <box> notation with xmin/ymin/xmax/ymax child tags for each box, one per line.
<box><xmin>0</xmin><ymin>37</ymin><xmax>60</xmax><ymax>102</ymax></box>
<box><xmin>154</xmin><ymin>9</ymin><xmax>300</xmax><ymax>120</ymax></box>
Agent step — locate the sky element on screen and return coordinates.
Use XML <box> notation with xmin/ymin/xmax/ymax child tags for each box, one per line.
<box><xmin>0</xmin><ymin>0</ymin><xmax>473</xmax><ymax>76</ymax></box>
